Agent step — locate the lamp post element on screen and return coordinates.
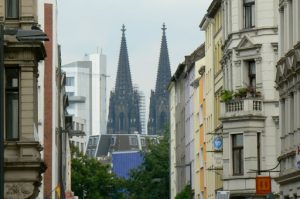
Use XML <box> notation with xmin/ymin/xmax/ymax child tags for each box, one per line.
<box><xmin>0</xmin><ymin>23</ymin><xmax>48</xmax><ymax>198</ymax></box>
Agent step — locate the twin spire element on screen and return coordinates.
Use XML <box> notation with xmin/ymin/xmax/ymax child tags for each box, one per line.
<box><xmin>115</xmin><ymin>23</ymin><xmax>171</xmax><ymax>97</ymax></box>
<box><xmin>113</xmin><ymin>23</ymin><xmax>171</xmax><ymax>135</ymax></box>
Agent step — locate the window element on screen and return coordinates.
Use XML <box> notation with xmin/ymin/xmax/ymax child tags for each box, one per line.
<box><xmin>140</xmin><ymin>138</ymin><xmax>146</xmax><ymax>146</ymax></box>
<box><xmin>81</xmin><ymin>143</ymin><xmax>84</xmax><ymax>152</ymax></box>
<box><xmin>248</xmin><ymin>60</ymin><xmax>256</xmax><ymax>87</ymax></box>
<box><xmin>129</xmin><ymin>136</ymin><xmax>138</xmax><ymax>146</ymax></box>
<box><xmin>199</xmin><ymin>105</ymin><xmax>203</xmax><ymax>125</ymax></box>
<box><xmin>6</xmin><ymin>0</ymin><xmax>19</xmax><ymax>19</ymax></box>
<box><xmin>232</xmin><ymin>134</ymin><xmax>244</xmax><ymax>175</ymax></box>
<box><xmin>119</xmin><ymin>112</ymin><xmax>125</xmax><ymax>130</ymax></box>
<box><xmin>66</xmin><ymin>77</ymin><xmax>75</xmax><ymax>86</ymax></box>
<box><xmin>67</xmin><ymin>92</ymin><xmax>74</xmax><ymax>97</ymax></box>
<box><xmin>111</xmin><ymin>136</ymin><xmax>116</xmax><ymax>146</ymax></box>
<box><xmin>244</xmin><ymin>0</ymin><xmax>255</xmax><ymax>28</ymax></box>
<box><xmin>6</xmin><ymin>68</ymin><xmax>19</xmax><ymax>140</ymax></box>
<box><xmin>159</xmin><ymin>111</ymin><xmax>166</xmax><ymax>129</ymax></box>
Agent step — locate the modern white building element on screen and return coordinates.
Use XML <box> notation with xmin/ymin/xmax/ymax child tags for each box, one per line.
<box><xmin>275</xmin><ymin>0</ymin><xmax>300</xmax><ymax>198</ymax></box>
<box><xmin>221</xmin><ymin>0</ymin><xmax>280</xmax><ymax>198</ymax></box>
<box><xmin>63</xmin><ymin>52</ymin><xmax>107</xmax><ymax>136</ymax></box>
<box><xmin>87</xmin><ymin>53</ymin><xmax>107</xmax><ymax>135</ymax></box>
<box><xmin>62</xmin><ymin>61</ymin><xmax>92</xmax><ymax>136</ymax></box>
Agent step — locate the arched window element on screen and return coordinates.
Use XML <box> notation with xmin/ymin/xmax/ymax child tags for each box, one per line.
<box><xmin>119</xmin><ymin>112</ymin><xmax>125</xmax><ymax>130</ymax></box>
<box><xmin>159</xmin><ymin>112</ymin><xmax>166</xmax><ymax>129</ymax></box>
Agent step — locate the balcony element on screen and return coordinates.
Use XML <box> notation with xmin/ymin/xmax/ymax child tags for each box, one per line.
<box><xmin>68</xmin><ymin>96</ymin><xmax>86</xmax><ymax>103</ymax></box>
<box><xmin>221</xmin><ymin>99</ymin><xmax>263</xmax><ymax>119</ymax></box>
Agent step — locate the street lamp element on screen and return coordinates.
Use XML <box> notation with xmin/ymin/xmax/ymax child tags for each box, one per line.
<box><xmin>0</xmin><ymin>24</ymin><xmax>48</xmax><ymax>198</ymax></box>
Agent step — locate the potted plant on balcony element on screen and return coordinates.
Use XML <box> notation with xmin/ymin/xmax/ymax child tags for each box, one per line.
<box><xmin>221</xmin><ymin>90</ymin><xmax>234</xmax><ymax>102</ymax></box>
<box><xmin>246</xmin><ymin>85</ymin><xmax>262</xmax><ymax>98</ymax></box>
<box><xmin>234</xmin><ymin>87</ymin><xmax>248</xmax><ymax>99</ymax></box>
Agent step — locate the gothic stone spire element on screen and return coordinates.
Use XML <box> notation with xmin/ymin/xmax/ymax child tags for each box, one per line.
<box><xmin>107</xmin><ymin>25</ymin><xmax>141</xmax><ymax>134</ymax></box>
<box><xmin>115</xmin><ymin>24</ymin><xmax>133</xmax><ymax>95</ymax></box>
<box><xmin>148</xmin><ymin>23</ymin><xmax>171</xmax><ymax>135</ymax></box>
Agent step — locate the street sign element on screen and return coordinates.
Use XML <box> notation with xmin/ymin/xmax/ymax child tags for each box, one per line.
<box><xmin>214</xmin><ymin>136</ymin><xmax>223</xmax><ymax>151</ymax></box>
<box><xmin>256</xmin><ymin>176</ymin><xmax>271</xmax><ymax>195</ymax></box>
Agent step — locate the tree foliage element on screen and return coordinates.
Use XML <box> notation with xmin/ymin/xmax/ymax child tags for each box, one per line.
<box><xmin>175</xmin><ymin>185</ymin><xmax>192</xmax><ymax>199</ymax></box>
<box><xmin>126</xmin><ymin>130</ymin><xmax>170</xmax><ymax>199</ymax></box>
<box><xmin>71</xmin><ymin>146</ymin><xmax>125</xmax><ymax>199</ymax></box>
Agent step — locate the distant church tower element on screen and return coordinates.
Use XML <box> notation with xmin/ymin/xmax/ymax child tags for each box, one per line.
<box><xmin>107</xmin><ymin>25</ymin><xmax>141</xmax><ymax>134</ymax></box>
<box><xmin>148</xmin><ymin>24</ymin><xmax>171</xmax><ymax>135</ymax></box>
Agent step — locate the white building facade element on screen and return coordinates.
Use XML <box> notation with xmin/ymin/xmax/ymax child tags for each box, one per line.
<box><xmin>62</xmin><ymin>61</ymin><xmax>92</xmax><ymax>136</ymax></box>
<box><xmin>275</xmin><ymin>0</ymin><xmax>300</xmax><ymax>198</ymax></box>
<box><xmin>88</xmin><ymin>53</ymin><xmax>107</xmax><ymax>135</ymax></box>
<box><xmin>221</xmin><ymin>0</ymin><xmax>280</xmax><ymax>198</ymax></box>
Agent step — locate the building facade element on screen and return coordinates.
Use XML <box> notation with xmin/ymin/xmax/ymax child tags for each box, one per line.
<box><xmin>1</xmin><ymin>0</ymin><xmax>48</xmax><ymax>198</ymax></box>
<box><xmin>107</xmin><ymin>25</ymin><xmax>141</xmax><ymax>134</ymax></box>
<box><xmin>148</xmin><ymin>24</ymin><xmax>172</xmax><ymax>135</ymax></box>
<box><xmin>88</xmin><ymin>52</ymin><xmax>107</xmax><ymax>135</ymax></box>
<box><xmin>169</xmin><ymin>47</ymin><xmax>205</xmax><ymax>198</ymax></box>
<box><xmin>221</xmin><ymin>0</ymin><xmax>280</xmax><ymax>197</ymax></box>
<box><xmin>62</xmin><ymin>61</ymin><xmax>92</xmax><ymax>136</ymax></box>
<box><xmin>192</xmin><ymin>44</ymin><xmax>206</xmax><ymax>199</ymax></box>
<box><xmin>275</xmin><ymin>0</ymin><xmax>300</xmax><ymax>198</ymax></box>
<box><xmin>200</xmin><ymin>0</ymin><xmax>223</xmax><ymax>198</ymax></box>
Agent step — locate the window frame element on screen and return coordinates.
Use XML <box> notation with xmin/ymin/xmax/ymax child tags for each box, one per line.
<box><xmin>244</xmin><ymin>0</ymin><xmax>255</xmax><ymax>29</ymax></box>
<box><xmin>232</xmin><ymin>134</ymin><xmax>244</xmax><ymax>175</ymax></box>
<box><xmin>248</xmin><ymin>60</ymin><xmax>256</xmax><ymax>88</ymax></box>
<box><xmin>5</xmin><ymin>67</ymin><xmax>20</xmax><ymax>140</ymax></box>
<box><xmin>66</xmin><ymin>77</ymin><xmax>75</xmax><ymax>86</ymax></box>
<box><xmin>5</xmin><ymin>0</ymin><xmax>20</xmax><ymax>19</ymax></box>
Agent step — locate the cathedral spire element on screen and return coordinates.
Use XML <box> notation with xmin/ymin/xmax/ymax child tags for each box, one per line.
<box><xmin>148</xmin><ymin>23</ymin><xmax>171</xmax><ymax>135</ymax></box>
<box><xmin>115</xmin><ymin>24</ymin><xmax>133</xmax><ymax>94</ymax></box>
<box><xmin>155</xmin><ymin>23</ymin><xmax>171</xmax><ymax>96</ymax></box>
<box><xmin>107</xmin><ymin>25</ymin><xmax>141</xmax><ymax>134</ymax></box>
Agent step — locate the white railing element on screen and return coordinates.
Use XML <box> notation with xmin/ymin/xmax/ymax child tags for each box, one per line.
<box><xmin>222</xmin><ymin>99</ymin><xmax>263</xmax><ymax>116</ymax></box>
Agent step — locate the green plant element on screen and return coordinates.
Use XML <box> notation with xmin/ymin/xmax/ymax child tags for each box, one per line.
<box><xmin>221</xmin><ymin>90</ymin><xmax>234</xmax><ymax>102</ymax></box>
<box><xmin>175</xmin><ymin>185</ymin><xmax>192</xmax><ymax>199</ymax></box>
<box><xmin>237</xmin><ymin>87</ymin><xmax>248</xmax><ymax>98</ymax></box>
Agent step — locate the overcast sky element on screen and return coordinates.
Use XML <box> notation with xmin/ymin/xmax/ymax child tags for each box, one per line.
<box><xmin>57</xmin><ymin>0</ymin><xmax>212</xmax><ymax>127</ymax></box>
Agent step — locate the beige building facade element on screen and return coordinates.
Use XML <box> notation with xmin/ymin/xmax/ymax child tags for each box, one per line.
<box><xmin>199</xmin><ymin>0</ymin><xmax>223</xmax><ymax>198</ymax></box>
<box><xmin>0</xmin><ymin>0</ymin><xmax>47</xmax><ymax>198</ymax></box>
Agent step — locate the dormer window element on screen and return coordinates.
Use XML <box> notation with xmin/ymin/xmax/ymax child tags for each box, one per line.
<box><xmin>244</xmin><ymin>0</ymin><xmax>255</xmax><ymax>29</ymax></box>
<box><xmin>6</xmin><ymin>0</ymin><xmax>19</xmax><ymax>19</ymax></box>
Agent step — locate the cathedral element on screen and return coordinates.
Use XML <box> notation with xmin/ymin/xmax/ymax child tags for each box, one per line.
<box><xmin>107</xmin><ymin>24</ymin><xmax>171</xmax><ymax>135</ymax></box>
<box><xmin>147</xmin><ymin>24</ymin><xmax>171</xmax><ymax>135</ymax></box>
<box><xmin>107</xmin><ymin>25</ymin><xmax>141</xmax><ymax>134</ymax></box>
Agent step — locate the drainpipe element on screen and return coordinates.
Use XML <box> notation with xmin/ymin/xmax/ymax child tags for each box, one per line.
<box><xmin>0</xmin><ymin>24</ymin><xmax>4</xmax><ymax>199</ymax></box>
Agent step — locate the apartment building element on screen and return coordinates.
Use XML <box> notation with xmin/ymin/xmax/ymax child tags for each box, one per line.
<box><xmin>221</xmin><ymin>0</ymin><xmax>280</xmax><ymax>197</ymax></box>
<box><xmin>0</xmin><ymin>0</ymin><xmax>48</xmax><ymax>198</ymax></box>
<box><xmin>275</xmin><ymin>0</ymin><xmax>300</xmax><ymax>197</ymax></box>
<box><xmin>199</xmin><ymin>0</ymin><xmax>223</xmax><ymax>198</ymax></box>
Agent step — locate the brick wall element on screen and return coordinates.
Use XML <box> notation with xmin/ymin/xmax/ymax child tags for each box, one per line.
<box><xmin>44</xmin><ymin>3</ymin><xmax>53</xmax><ymax>199</ymax></box>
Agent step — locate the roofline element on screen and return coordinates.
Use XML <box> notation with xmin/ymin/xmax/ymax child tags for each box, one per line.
<box><xmin>207</xmin><ymin>0</ymin><xmax>222</xmax><ymax>18</ymax></box>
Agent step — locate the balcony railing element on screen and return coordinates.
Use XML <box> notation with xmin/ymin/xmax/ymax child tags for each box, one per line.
<box><xmin>221</xmin><ymin>99</ymin><xmax>263</xmax><ymax>118</ymax></box>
